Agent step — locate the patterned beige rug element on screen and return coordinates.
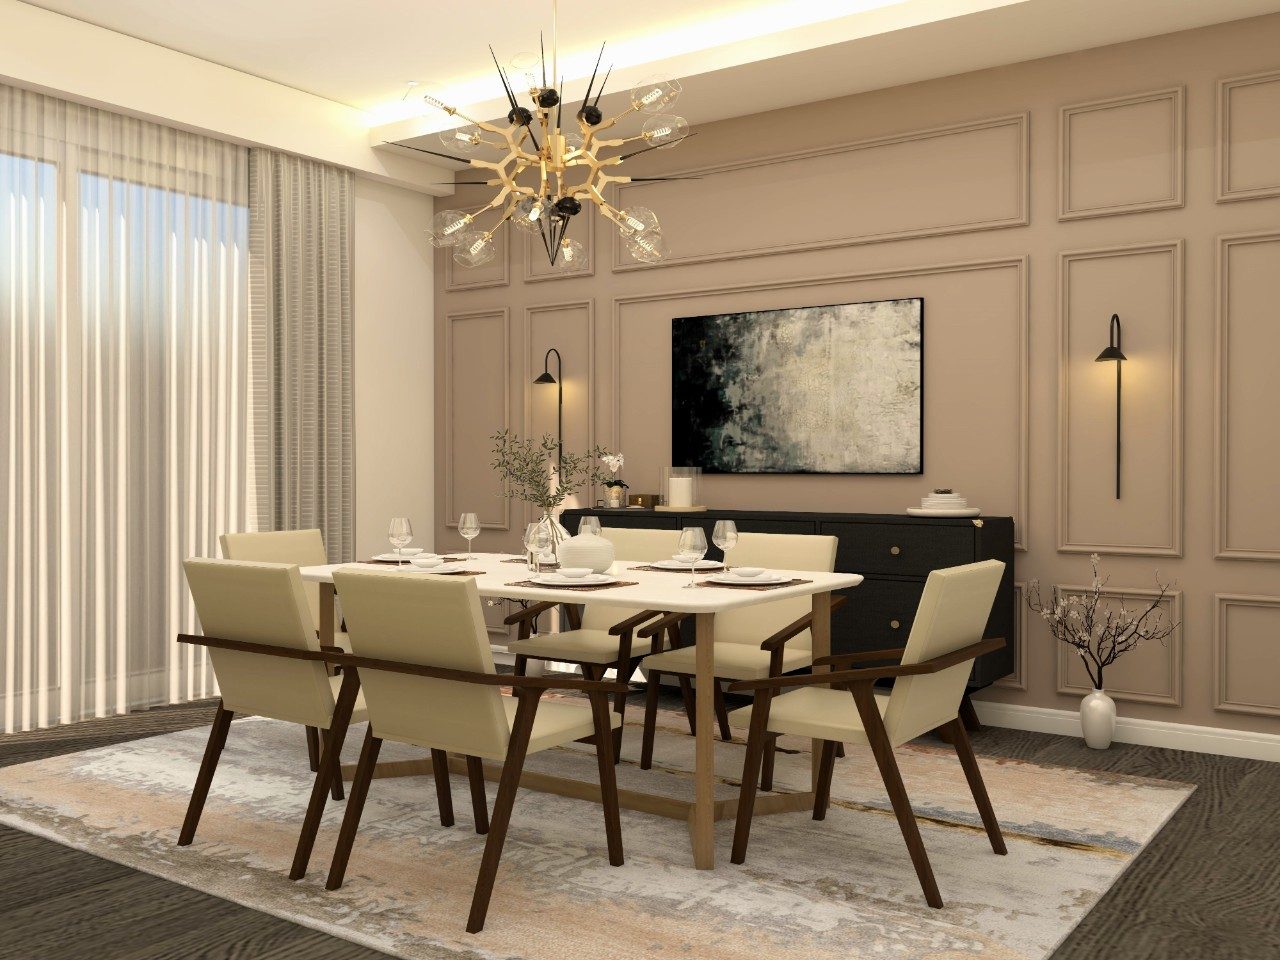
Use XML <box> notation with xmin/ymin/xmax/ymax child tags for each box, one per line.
<box><xmin>0</xmin><ymin>708</ymin><xmax>1191</xmax><ymax>960</ymax></box>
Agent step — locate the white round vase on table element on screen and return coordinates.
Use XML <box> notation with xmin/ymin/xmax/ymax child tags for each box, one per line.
<box><xmin>1080</xmin><ymin>689</ymin><xmax>1116</xmax><ymax>749</ymax></box>
<box><xmin>556</xmin><ymin>531</ymin><xmax>616</xmax><ymax>573</ymax></box>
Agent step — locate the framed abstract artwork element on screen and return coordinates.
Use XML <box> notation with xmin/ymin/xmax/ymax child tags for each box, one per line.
<box><xmin>671</xmin><ymin>297</ymin><xmax>924</xmax><ymax>474</ymax></box>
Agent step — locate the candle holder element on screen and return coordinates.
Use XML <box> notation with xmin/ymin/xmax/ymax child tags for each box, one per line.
<box><xmin>656</xmin><ymin>466</ymin><xmax>707</xmax><ymax>512</ymax></box>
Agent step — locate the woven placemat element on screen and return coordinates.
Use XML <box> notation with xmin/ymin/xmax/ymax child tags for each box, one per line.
<box><xmin>505</xmin><ymin>579</ymin><xmax>639</xmax><ymax>591</ymax></box>
<box><xmin>501</xmin><ymin>557</ymin><xmax>559</xmax><ymax>569</ymax></box>
<box><xmin>630</xmin><ymin>563</ymin><xmax>726</xmax><ymax>574</ymax></box>
<box><xmin>694</xmin><ymin>577</ymin><xmax>813</xmax><ymax>591</ymax></box>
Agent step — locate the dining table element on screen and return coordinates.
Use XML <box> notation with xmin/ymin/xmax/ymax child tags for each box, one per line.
<box><xmin>300</xmin><ymin>553</ymin><xmax>864</xmax><ymax>869</ymax></box>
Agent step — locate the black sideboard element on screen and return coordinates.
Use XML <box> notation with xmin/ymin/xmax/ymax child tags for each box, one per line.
<box><xmin>562</xmin><ymin>507</ymin><xmax>1016</xmax><ymax>690</ymax></box>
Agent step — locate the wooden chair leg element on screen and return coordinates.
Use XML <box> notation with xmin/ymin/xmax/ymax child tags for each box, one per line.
<box><xmin>713</xmin><ymin>681</ymin><xmax>732</xmax><ymax>741</ymax></box>
<box><xmin>467</xmin><ymin>689</ymin><xmax>540</xmax><ymax>935</ymax></box>
<box><xmin>588</xmin><ymin>690</ymin><xmax>625</xmax><ymax>867</ymax></box>
<box><xmin>304</xmin><ymin>725</ymin><xmax>320</xmax><ymax>772</ymax></box>
<box><xmin>835</xmin><ymin>743</ymin><xmax>846</xmax><ymax>759</ymax></box>
<box><xmin>320</xmin><ymin>726</ymin><xmax>345</xmax><ymax>802</ymax></box>
<box><xmin>431</xmin><ymin>749</ymin><xmax>455</xmax><ymax>827</ymax></box>
<box><xmin>945</xmin><ymin>717</ymin><xmax>1007</xmax><ymax>855</ymax></box>
<box><xmin>640</xmin><ymin>669</ymin><xmax>662</xmax><ymax>770</ymax></box>
<box><xmin>610</xmin><ymin>659</ymin><xmax>634</xmax><ymax>763</ymax></box>
<box><xmin>760</xmin><ymin>733</ymin><xmax>778</xmax><ymax>792</ymax></box>
<box><xmin>959</xmin><ymin>693</ymin><xmax>982</xmax><ymax>732</ymax></box>
<box><xmin>513</xmin><ymin>655</ymin><xmax>528</xmax><ymax>677</ymax></box>
<box><xmin>290</xmin><ymin>668</ymin><xmax>361</xmax><ymax>881</ymax></box>
<box><xmin>851</xmin><ymin>683</ymin><xmax>942</xmax><ymax>908</ymax></box>
<box><xmin>325</xmin><ymin>726</ymin><xmax>383</xmax><ymax>891</ymax></box>
<box><xmin>178</xmin><ymin>702</ymin><xmax>234</xmax><ymax>846</ymax></box>
<box><xmin>813</xmin><ymin>739</ymin><xmax>837</xmax><ymax>820</ymax></box>
<box><xmin>677</xmin><ymin>675</ymin><xmax>697</xmax><ymax>735</ymax></box>
<box><xmin>730</xmin><ymin>691</ymin><xmax>772</xmax><ymax>864</ymax></box>
<box><xmin>466</xmin><ymin>755</ymin><xmax>489</xmax><ymax>834</ymax></box>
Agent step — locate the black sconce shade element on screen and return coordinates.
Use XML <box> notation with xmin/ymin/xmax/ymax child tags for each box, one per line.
<box><xmin>534</xmin><ymin>348</ymin><xmax>564</xmax><ymax>466</ymax></box>
<box><xmin>533</xmin><ymin>370</ymin><xmax>557</xmax><ymax>384</ymax></box>
<box><xmin>1095</xmin><ymin>314</ymin><xmax>1126</xmax><ymax>362</ymax></box>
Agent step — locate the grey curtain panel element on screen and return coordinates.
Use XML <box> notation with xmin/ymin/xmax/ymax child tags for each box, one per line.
<box><xmin>0</xmin><ymin>83</ymin><xmax>250</xmax><ymax>731</ymax></box>
<box><xmin>248</xmin><ymin>150</ymin><xmax>354</xmax><ymax>563</ymax></box>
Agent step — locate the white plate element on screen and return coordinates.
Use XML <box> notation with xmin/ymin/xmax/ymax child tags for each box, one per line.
<box><xmin>907</xmin><ymin>507</ymin><xmax>982</xmax><ymax>517</ymax></box>
<box><xmin>530</xmin><ymin>573</ymin><xmax>619</xmax><ymax>587</ymax></box>
<box><xmin>373</xmin><ymin>551</ymin><xmax>433</xmax><ymax>562</ymax></box>
<box><xmin>400</xmin><ymin>561</ymin><xmax>470</xmax><ymax>574</ymax></box>
<box><xmin>705</xmin><ymin>573</ymin><xmax>793</xmax><ymax>586</ymax></box>
<box><xmin>648</xmin><ymin>559</ymin><xmax>723</xmax><ymax>571</ymax></box>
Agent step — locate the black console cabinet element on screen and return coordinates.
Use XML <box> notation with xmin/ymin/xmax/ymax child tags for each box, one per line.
<box><xmin>562</xmin><ymin>507</ymin><xmax>1016</xmax><ymax>690</ymax></box>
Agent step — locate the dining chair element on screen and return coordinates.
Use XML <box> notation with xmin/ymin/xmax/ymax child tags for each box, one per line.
<box><xmin>324</xmin><ymin>569</ymin><xmax>626</xmax><ymax>934</ymax></box>
<box><xmin>635</xmin><ymin>532</ymin><xmax>840</xmax><ymax>780</ymax></box>
<box><xmin>503</xmin><ymin>525</ymin><xmax>682</xmax><ymax>760</ymax></box>
<box><xmin>177</xmin><ymin>558</ymin><xmax>368</xmax><ymax>882</ymax></box>
<box><xmin>727</xmin><ymin>559</ymin><xmax>1007</xmax><ymax>908</ymax></box>
<box><xmin>220</xmin><ymin>529</ymin><xmax>346</xmax><ymax>776</ymax></box>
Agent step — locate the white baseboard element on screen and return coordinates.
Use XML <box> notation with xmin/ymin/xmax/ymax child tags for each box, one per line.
<box><xmin>973</xmin><ymin>700</ymin><xmax>1280</xmax><ymax>763</ymax></box>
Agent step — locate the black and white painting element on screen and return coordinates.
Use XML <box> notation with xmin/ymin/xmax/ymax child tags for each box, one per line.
<box><xmin>671</xmin><ymin>298</ymin><xmax>923</xmax><ymax>474</ymax></box>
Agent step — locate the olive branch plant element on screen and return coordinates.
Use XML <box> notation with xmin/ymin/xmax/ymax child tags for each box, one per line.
<box><xmin>1027</xmin><ymin>554</ymin><xmax>1179</xmax><ymax>691</ymax></box>
<box><xmin>489</xmin><ymin>430</ymin><xmax>613</xmax><ymax>543</ymax></box>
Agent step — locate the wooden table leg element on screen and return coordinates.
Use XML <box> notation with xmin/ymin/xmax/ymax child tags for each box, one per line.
<box><xmin>810</xmin><ymin>592</ymin><xmax>832</xmax><ymax>792</ymax></box>
<box><xmin>319</xmin><ymin>582</ymin><xmax>336</xmax><ymax>648</ymax></box>
<box><xmin>692</xmin><ymin>612</ymin><xmax>716</xmax><ymax>869</ymax></box>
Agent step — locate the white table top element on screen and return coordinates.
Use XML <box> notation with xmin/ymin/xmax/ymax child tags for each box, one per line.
<box><xmin>300</xmin><ymin>552</ymin><xmax>863</xmax><ymax>614</ymax></box>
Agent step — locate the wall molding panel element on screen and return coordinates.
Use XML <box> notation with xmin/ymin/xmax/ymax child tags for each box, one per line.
<box><xmin>994</xmin><ymin>581</ymin><xmax>1030</xmax><ymax>691</ymax></box>
<box><xmin>1057</xmin><ymin>240</ymin><xmax>1184</xmax><ymax>557</ymax></box>
<box><xmin>1054</xmin><ymin>584</ymin><xmax>1183</xmax><ymax>706</ymax></box>
<box><xmin>523</xmin><ymin>209</ymin><xmax>595</xmax><ymax>283</ymax></box>
<box><xmin>611</xmin><ymin>113</ymin><xmax>1030</xmax><ymax>272</ymax></box>
<box><xmin>611</xmin><ymin>256</ymin><xmax>1030</xmax><ymax>549</ymax></box>
<box><xmin>444</xmin><ymin>307</ymin><xmax>511</xmax><ymax>530</ymax></box>
<box><xmin>1215</xmin><ymin>230</ymin><xmax>1280</xmax><ymax>560</ymax></box>
<box><xmin>1217</xmin><ymin>69</ymin><xmax>1280</xmax><ymax>203</ymax></box>
<box><xmin>1059</xmin><ymin>86</ymin><xmax>1184</xmax><ymax>220</ymax></box>
<box><xmin>1214</xmin><ymin>594</ymin><xmax>1280</xmax><ymax>717</ymax></box>
<box><xmin>443</xmin><ymin>205</ymin><xmax>510</xmax><ymax>292</ymax></box>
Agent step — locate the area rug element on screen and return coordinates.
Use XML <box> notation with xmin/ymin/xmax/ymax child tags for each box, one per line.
<box><xmin>0</xmin><ymin>708</ymin><xmax>1192</xmax><ymax>960</ymax></box>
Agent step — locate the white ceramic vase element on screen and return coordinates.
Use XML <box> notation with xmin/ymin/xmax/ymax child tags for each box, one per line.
<box><xmin>1080</xmin><ymin>689</ymin><xmax>1116</xmax><ymax>749</ymax></box>
<box><xmin>556</xmin><ymin>531</ymin><xmax>616</xmax><ymax>573</ymax></box>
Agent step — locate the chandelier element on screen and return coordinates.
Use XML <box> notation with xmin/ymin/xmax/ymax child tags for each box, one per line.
<box><xmin>414</xmin><ymin>2</ymin><xmax>690</xmax><ymax>269</ymax></box>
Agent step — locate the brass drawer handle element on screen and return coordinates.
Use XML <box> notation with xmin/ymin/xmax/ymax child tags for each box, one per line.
<box><xmin>890</xmin><ymin>546</ymin><xmax>901</xmax><ymax>556</ymax></box>
<box><xmin>890</xmin><ymin>619</ymin><xmax>901</xmax><ymax>630</ymax></box>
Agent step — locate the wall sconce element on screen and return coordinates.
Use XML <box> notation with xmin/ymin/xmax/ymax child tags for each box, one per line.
<box><xmin>533</xmin><ymin>347</ymin><xmax>563</xmax><ymax>468</ymax></box>
<box><xmin>1094</xmin><ymin>314</ymin><xmax>1127</xmax><ymax>500</ymax></box>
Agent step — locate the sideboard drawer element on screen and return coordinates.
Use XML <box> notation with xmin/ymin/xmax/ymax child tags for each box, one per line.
<box><xmin>824</xmin><ymin>521</ymin><xmax>975</xmax><ymax>577</ymax></box>
<box><xmin>832</xmin><ymin>578</ymin><xmax>926</xmax><ymax>654</ymax></box>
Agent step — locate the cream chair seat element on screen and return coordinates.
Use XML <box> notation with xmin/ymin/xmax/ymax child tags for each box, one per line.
<box><xmin>729</xmin><ymin>687</ymin><xmax>889</xmax><ymax>743</ymax></box>
<box><xmin>642</xmin><ymin>642</ymin><xmax>814</xmax><ymax>681</ymax></box>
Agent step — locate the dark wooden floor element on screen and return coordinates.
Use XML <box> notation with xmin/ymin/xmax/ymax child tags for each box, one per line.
<box><xmin>0</xmin><ymin>696</ymin><xmax>1276</xmax><ymax>960</ymax></box>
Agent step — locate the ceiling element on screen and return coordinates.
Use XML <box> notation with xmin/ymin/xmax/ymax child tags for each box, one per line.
<box><xmin>20</xmin><ymin>0</ymin><xmax>1280</xmax><ymax>145</ymax></box>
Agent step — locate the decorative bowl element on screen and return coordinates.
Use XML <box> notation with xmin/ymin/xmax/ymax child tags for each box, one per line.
<box><xmin>558</xmin><ymin>567</ymin><xmax>592</xmax><ymax>579</ymax></box>
<box><xmin>733</xmin><ymin>567</ymin><xmax>765</xmax><ymax>578</ymax></box>
<box><xmin>409</xmin><ymin>556</ymin><xmax>443</xmax><ymax>569</ymax></box>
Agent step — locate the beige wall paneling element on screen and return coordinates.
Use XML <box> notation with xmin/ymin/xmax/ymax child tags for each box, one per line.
<box><xmin>611</xmin><ymin>257</ymin><xmax>1029</xmax><ymax>547</ymax></box>
<box><xmin>524</xmin><ymin>299</ymin><xmax>596</xmax><ymax>528</ymax></box>
<box><xmin>523</xmin><ymin>209</ymin><xmax>594</xmax><ymax>283</ymax></box>
<box><xmin>995</xmin><ymin>581</ymin><xmax>1030</xmax><ymax>691</ymax></box>
<box><xmin>1215</xmin><ymin>231</ymin><xmax>1280</xmax><ymax>560</ymax></box>
<box><xmin>1214</xmin><ymin>594</ymin><xmax>1280</xmax><ymax>716</ymax></box>
<box><xmin>1058</xmin><ymin>86</ymin><xmax>1185</xmax><ymax>220</ymax></box>
<box><xmin>444</xmin><ymin>308</ymin><xmax>511</xmax><ymax>530</ymax></box>
<box><xmin>1055</xmin><ymin>585</ymin><xmax>1183</xmax><ymax>706</ymax></box>
<box><xmin>442</xmin><ymin>205</ymin><xmax>510</xmax><ymax>292</ymax></box>
<box><xmin>1057</xmin><ymin>241</ymin><xmax>1184</xmax><ymax>557</ymax></box>
<box><xmin>610</xmin><ymin>113</ymin><xmax>1029</xmax><ymax>272</ymax></box>
<box><xmin>1217</xmin><ymin>69</ymin><xmax>1280</xmax><ymax>202</ymax></box>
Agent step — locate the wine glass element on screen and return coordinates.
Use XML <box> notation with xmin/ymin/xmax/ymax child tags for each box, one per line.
<box><xmin>712</xmin><ymin>519</ymin><xmax>739</xmax><ymax>571</ymax></box>
<box><xmin>388</xmin><ymin>517</ymin><xmax>413</xmax><ymax>567</ymax></box>
<box><xmin>524</xmin><ymin>522</ymin><xmax>550</xmax><ymax>574</ymax></box>
<box><xmin>458</xmin><ymin>512</ymin><xmax>481</xmax><ymax>560</ymax></box>
<box><xmin>579</xmin><ymin>515</ymin><xmax>602</xmax><ymax>537</ymax></box>
<box><xmin>675</xmin><ymin>526</ymin><xmax>708</xmax><ymax>589</ymax></box>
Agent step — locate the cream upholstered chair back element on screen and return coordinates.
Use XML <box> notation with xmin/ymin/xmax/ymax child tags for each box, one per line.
<box><xmin>715</xmin><ymin>533</ymin><xmax>838</xmax><ymax>648</ymax></box>
<box><xmin>883</xmin><ymin>559</ymin><xmax>1005</xmax><ymax>745</ymax></box>
<box><xmin>182</xmin><ymin>558</ymin><xmax>337</xmax><ymax>727</ymax></box>
<box><xmin>219</xmin><ymin>530</ymin><xmax>329</xmax><ymax>636</ymax></box>
<box><xmin>577</xmin><ymin>526</ymin><xmax>684</xmax><ymax>633</ymax></box>
<box><xmin>332</xmin><ymin>569</ymin><xmax>511</xmax><ymax>760</ymax></box>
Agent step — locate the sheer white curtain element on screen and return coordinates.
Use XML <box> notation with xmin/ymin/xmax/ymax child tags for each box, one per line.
<box><xmin>0</xmin><ymin>84</ymin><xmax>250</xmax><ymax>732</ymax></box>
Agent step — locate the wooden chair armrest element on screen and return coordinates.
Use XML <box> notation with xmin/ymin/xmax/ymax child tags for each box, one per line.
<box><xmin>811</xmin><ymin>646</ymin><xmax>907</xmax><ymax>668</ymax></box>
<box><xmin>729</xmin><ymin>637</ymin><xmax>1005</xmax><ymax>693</ymax></box>
<box><xmin>178</xmin><ymin>634</ymin><xmax>341</xmax><ymax>665</ymax></box>
<box><xmin>759</xmin><ymin>594</ymin><xmax>849</xmax><ymax>652</ymax></box>
<box><xmin>636</xmin><ymin>610</ymin><xmax>690</xmax><ymax>639</ymax></box>
<box><xmin>503</xmin><ymin>600</ymin><xmax>559</xmax><ymax>625</ymax></box>
<box><xmin>608</xmin><ymin>609</ymin><xmax>663</xmax><ymax>636</ymax></box>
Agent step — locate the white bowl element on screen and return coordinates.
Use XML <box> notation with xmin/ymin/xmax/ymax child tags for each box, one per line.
<box><xmin>397</xmin><ymin>547</ymin><xmax>424</xmax><ymax>556</ymax></box>
<box><xmin>558</xmin><ymin>567</ymin><xmax>592</xmax><ymax>579</ymax></box>
<box><xmin>732</xmin><ymin>567</ymin><xmax>765</xmax><ymax>578</ymax></box>
<box><xmin>409</xmin><ymin>556</ymin><xmax>443</xmax><ymax>569</ymax></box>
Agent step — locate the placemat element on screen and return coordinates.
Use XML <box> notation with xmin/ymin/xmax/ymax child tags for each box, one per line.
<box><xmin>504</xmin><ymin>579</ymin><xmax>639</xmax><ymax>591</ymax></box>
<box><xmin>502</xmin><ymin>557</ymin><xmax>559</xmax><ymax>569</ymax></box>
<box><xmin>630</xmin><ymin>563</ymin><xmax>726</xmax><ymax>573</ymax></box>
<box><xmin>694</xmin><ymin>577</ymin><xmax>813</xmax><ymax>591</ymax></box>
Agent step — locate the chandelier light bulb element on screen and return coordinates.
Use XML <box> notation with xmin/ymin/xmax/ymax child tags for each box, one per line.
<box><xmin>453</xmin><ymin>231</ymin><xmax>497</xmax><ymax>267</ymax></box>
<box><xmin>631</xmin><ymin>77</ymin><xmax>682</xmax><ymax>114</ymax></box>
<box><xmin>618</xmin><ymin>206</ymin><xmax>660</xmax><ymax>237</ymax></box>
<box><xmin>627</xmin><ymin>231</ymin><xmax>670</xmax><ymax>263</ymax></box>
<box><xmin>557</xmin><ymin>238</ymin><xmax>586</xmax><ymax>267</ymax></box>
<box><xmin>439</xmin><ymin>124</ymin><xmax>483</xmax><ymax>153</ymax></box>
<box><xmin>429</xmin><ymin>210</ymin><xmax>472</xmax><ymax>247</ymax></box>
<box><xmin>513</xmin><ymin>196</ymin><xmax>545</xmax><ymax>232</ymax></box>
<box><xmin>509</xmin><ymin>52</ymin><xmax>541</xmax><ymax>96</ymax></box>
<box><xmin>642</xmin><ymin>114</ymin><xmax>689</xmax><ymax>148</ymax></box>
